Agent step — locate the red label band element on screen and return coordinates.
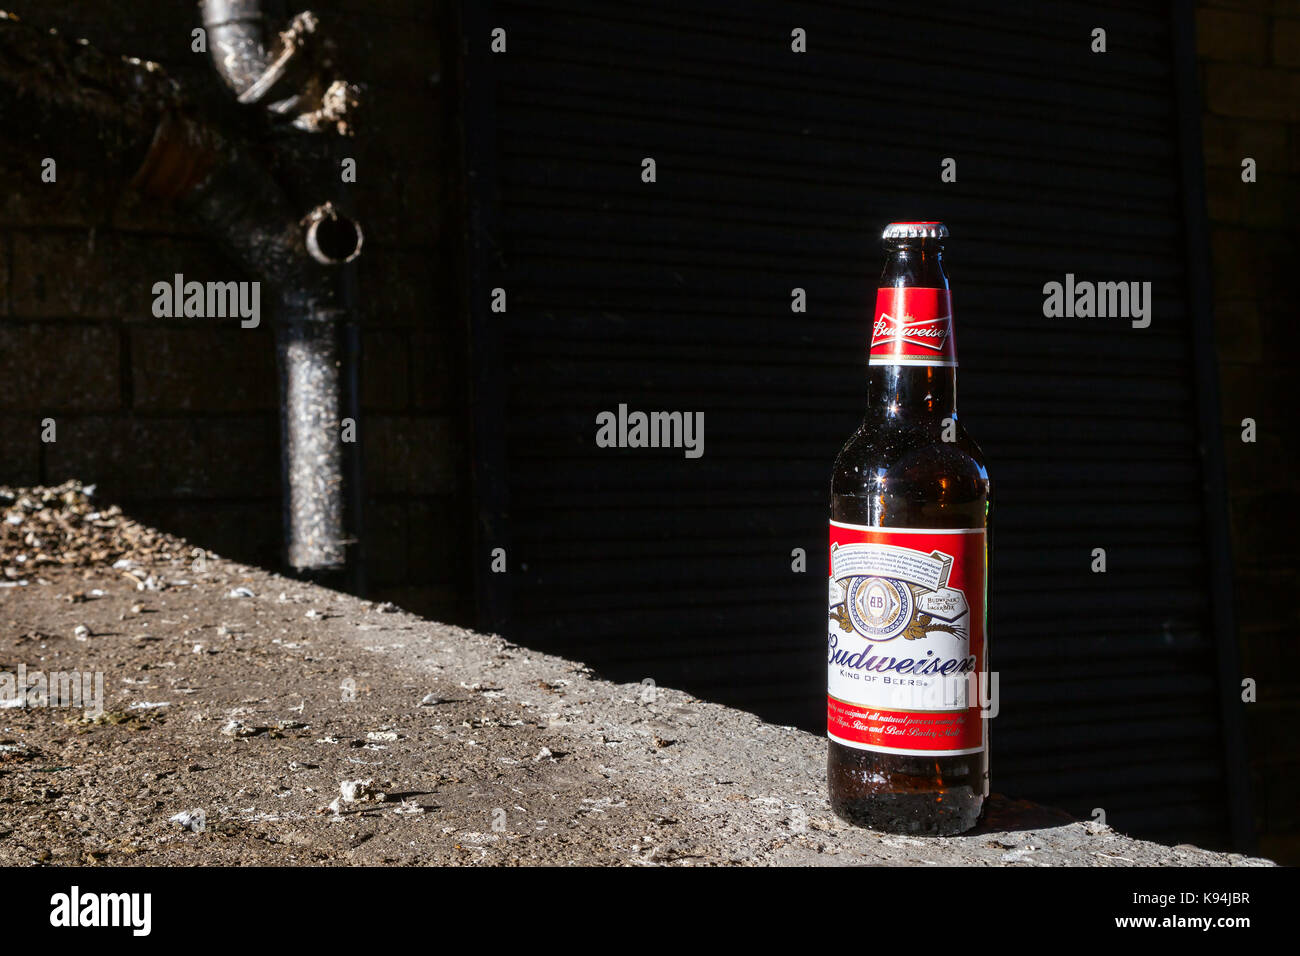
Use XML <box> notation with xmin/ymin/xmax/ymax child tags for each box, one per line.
<box><xmin>827</xmin><ymin>523</ymin><xmax>986</xmax><ymax>756</ymax></box>
<box><xmin>869</xmin><ymin>287</ymin><xmax>956</xmax><ymax>367</ymax></box>
<box><xmin>827</xmin><ymin>697</ymin><xmax>983</xmax><ymax>755</ymax></box>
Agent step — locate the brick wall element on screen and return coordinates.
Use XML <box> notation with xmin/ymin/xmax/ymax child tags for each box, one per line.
<box><xmin>1196</xmin><ymin>0</ymin><xmax>1300</xmax><ymax>862</ymax></box>
<box><xmin>0</xmin><ymin>1</ymin><xmax>471</xmax><ymax>623</ymax></box>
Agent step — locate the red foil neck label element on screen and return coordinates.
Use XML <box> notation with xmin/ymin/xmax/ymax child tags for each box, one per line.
<box><xmin>870</xmin><ymin>287</ymin><xmax>956</xmax><ymax>368</ymax></box>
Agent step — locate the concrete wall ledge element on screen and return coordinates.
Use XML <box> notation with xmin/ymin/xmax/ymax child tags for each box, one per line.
<box><xmin>0</xmin><ymin>485</ymin><xmax>1274</xmax><ymax>866</ymax></box>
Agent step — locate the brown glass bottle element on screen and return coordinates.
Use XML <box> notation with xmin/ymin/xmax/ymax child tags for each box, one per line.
<box><xmin>827</xmin><ymin>222</ymin><xmax>991</xmax><ymax>835</ymax></box>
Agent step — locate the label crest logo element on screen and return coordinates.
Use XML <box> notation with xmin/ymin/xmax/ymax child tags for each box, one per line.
<box><xmin>829</xmin><ymin>542</ymin><xmax>969</xmax><ymax>643</ymax></box>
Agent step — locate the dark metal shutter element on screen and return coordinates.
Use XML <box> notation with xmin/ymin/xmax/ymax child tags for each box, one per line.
<box><xmin>460</xmin><ymin>0</ymin><xmax>1249</xmax><ymax>848</ymax></box>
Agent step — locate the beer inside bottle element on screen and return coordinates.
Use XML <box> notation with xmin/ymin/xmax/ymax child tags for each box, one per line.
<box><xmin>827</xmin><ymin>221</ymin><xmax>991</xmax><ymax>835</ymax></box>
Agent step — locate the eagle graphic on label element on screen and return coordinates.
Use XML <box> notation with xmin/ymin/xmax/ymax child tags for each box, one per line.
<box><xmin>828</xmin><ymin>543</ymin><xmax>969</xmax><ymax>643</ymax></box>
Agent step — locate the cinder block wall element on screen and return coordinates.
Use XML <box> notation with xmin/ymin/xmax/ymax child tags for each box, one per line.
<box><xmin>0</xmin><ymin>1</ymin><xmax>471</xmax><ymax>623</ymax></box>
<box><xmin>1196</xmin><ymin>0</ymin><xmax>1300</xmax><ymax>862</ymax></box>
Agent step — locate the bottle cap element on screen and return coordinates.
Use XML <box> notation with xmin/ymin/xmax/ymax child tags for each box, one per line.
<box><xmin>882</xmin><ymin>221</ymin><xmax>949</xmax><ymax>240</ymax></box>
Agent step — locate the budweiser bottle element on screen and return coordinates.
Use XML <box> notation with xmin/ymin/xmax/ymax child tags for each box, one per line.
<box><xmin>827</xmin><ymin>221</ymin><xmax>991</xmax><ymax>835</ymax></box>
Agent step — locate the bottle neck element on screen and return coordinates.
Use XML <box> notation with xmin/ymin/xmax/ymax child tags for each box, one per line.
<box><xmin>868</xmin><ymin>364</ymin><xmax>957</xmax><ymax>422</ymax></box>
<box><xmin>882</xmin><ymin>240</ymin><xmax>947</xmax><ymax>287</ymax></box>
<box><xmin>868</xmin><ymin>239</ymin><xmax>957</xmax><ymax>423</ymax></box>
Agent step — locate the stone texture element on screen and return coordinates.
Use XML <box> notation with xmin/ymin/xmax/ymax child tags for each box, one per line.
<box><xmin>1196</xmin><ymin>7</ymin><xmax>1270</xmax><ymax>63</ymax></box>
<box><xmin>9</xmin><ymin>233</ymin><xmax>228</xmax><ymax>320</ymax></box>
<box><xmin>1273</xmin><ymin>16</ymin><xmax>1300</xmax><ymax>68</ymax></box>
<box><xmin>1199</xmin><ymin>115</ymin><xmax>1289</xmax><ymax>171</ymax></box>
<box><xmin>44</xmin><ymin>416</ymin><xmax>278</xmax><ymax>499</ymax></box>
<box><xmin>0</xmin><ymin>323</ymin><xmax>120</xmax><ymax>411</ymax></box>
<box><xmin>0</xmin><ymin>417</ymin><xmax>40</xmax><ymax>485</ymax></box>
<box><xmin>129</xmin><ymin>325</ymin><xmax>276</xmax><ymax>412</ymax></box>
<box><xmin>1203</xmin><ymin>62</ymin><xmax>1300</xmax><ymax>121</ymax></box>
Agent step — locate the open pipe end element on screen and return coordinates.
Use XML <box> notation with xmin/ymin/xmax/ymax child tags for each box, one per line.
<box><xmin>304</xmin><ymin>204</ymin><xmax>363</xmax><ymax>264</ymax></box>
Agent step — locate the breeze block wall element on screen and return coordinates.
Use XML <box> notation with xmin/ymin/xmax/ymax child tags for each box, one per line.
<box><xmin>0</xmin><ymin>0</ymin><xmax>472</xmax><ymax>623</ymax></box>
<box><xmin>1196</xmin><ymin>0</ymin><xmax>1300</xmax><ymax>863</ymax></box>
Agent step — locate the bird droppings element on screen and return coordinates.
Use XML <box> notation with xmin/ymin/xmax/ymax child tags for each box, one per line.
<box><xmin>339</xmin><ymin>779</ymin><xmax>383</xmax><ymax>803</ymax></box>
<box><xmin>169</xmin><ymin>809</ymin><xmax>205</xmax><ymax>833</ymax></box>
<box><xmin>220</xmin><ymin>720</ymin><xmax>256</xmax><ymax>738</ymax></box>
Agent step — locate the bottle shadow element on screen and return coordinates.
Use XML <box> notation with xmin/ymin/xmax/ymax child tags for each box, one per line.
<box><xmin>971</xmin><ymin>793</ymin><xmax>1078</xmax><ymax>834</ymax></box>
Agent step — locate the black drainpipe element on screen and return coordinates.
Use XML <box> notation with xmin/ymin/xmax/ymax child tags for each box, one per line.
<box><xmin>0</xmin><ymin>7</ymin><xmax>363</xmax><ymax>587</ymax></box>
<box><xmin>197</xmin><ymin>0</ymin><xmax>364</xmax><ymax>589</ymax></box>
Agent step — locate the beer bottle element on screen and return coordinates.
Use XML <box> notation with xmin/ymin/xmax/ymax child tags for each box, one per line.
<box><xmin>827</xmin><ymin>221</ymin><xmax>991</xmax><ymax>835</ymax></box>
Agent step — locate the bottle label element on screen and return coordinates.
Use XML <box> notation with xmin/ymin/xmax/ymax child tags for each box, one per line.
<box><xmin>869</xmin><ymin>287</ymin><xmax>956</xmax><ymax>368</ymax></box>
<box><xmin>828</xmin><ymin>522</ymin><xmax>986</xmax><ymax>756</ymax></box>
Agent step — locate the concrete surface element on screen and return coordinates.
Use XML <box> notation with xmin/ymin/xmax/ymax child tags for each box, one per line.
<box><xmin>0</xmin><ymin>484</ymin><xmax>1274</xmax><ymax>866</ymax></box>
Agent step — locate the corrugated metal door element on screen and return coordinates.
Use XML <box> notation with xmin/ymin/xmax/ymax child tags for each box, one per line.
<box><xmin>459</xmin><ymin>0</ymin><xmax>1249</xmax><ymax>848</ymax></box>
